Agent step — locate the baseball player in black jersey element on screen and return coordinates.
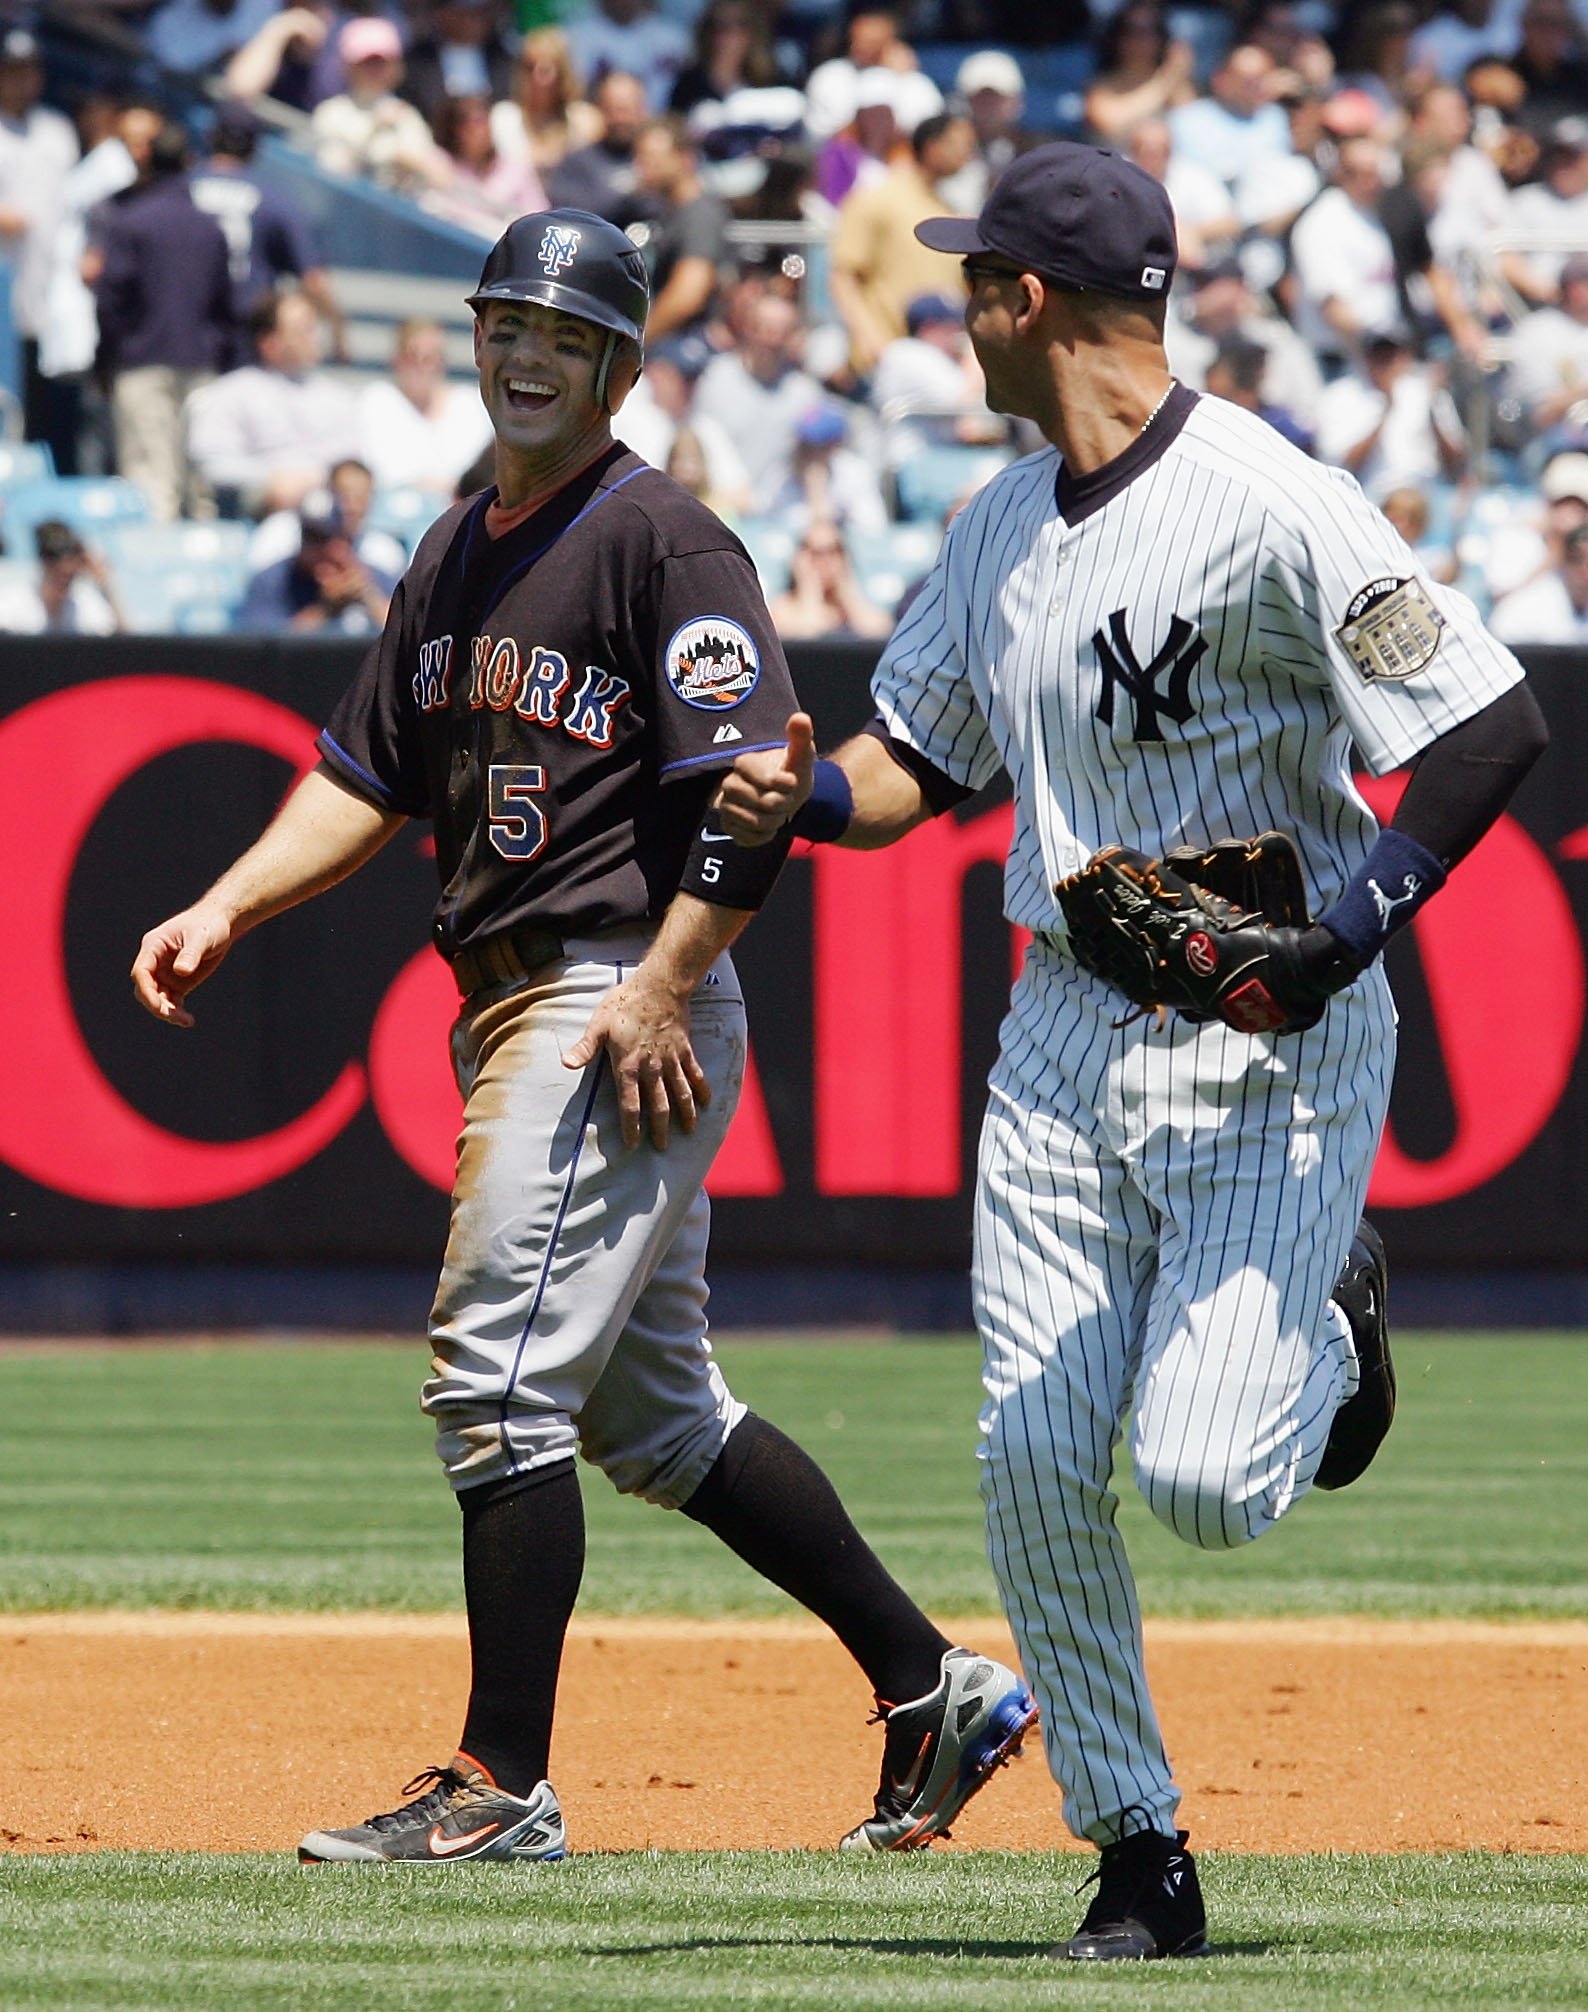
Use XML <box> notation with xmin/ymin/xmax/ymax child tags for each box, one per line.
<box><xmin>132</xmin><ymin>209</ymin><xmax>1034</xmax><ymax>1864</ymax></box>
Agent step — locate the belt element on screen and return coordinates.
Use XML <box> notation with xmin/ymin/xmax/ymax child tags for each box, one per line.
<box><xmin>451</xmin><ymin>924</ymin><xmax>565</xmax><ymax>999</ymax></box>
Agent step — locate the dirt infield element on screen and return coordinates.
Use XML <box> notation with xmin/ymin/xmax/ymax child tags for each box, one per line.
<box><xmin>5</xmin><ymin>1615</ymin><xmax>1586</xmax><ymax>1855</ymax></box>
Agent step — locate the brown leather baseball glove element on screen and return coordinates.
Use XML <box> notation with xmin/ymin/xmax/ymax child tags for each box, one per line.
<box><xmin>1055</xmin><ymin>831</ymin><xmax>1354</xmax><ymax>1035</ymax></box>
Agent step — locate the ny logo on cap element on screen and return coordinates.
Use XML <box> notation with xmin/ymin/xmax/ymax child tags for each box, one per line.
<box><xmin>1141</xmin><ymin>266</ymin><xmax>1166</xmax><ymax>290</ymax></box>
<box><xmin>539</xmin><ymin>223</ymin><xmax>582</xmax><ymax>276</ymax></box>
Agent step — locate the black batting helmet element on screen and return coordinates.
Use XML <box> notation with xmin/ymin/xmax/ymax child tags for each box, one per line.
<box><xmin>467</xmin><ymin>209</ymin><xmax>649</xmax><ymax>345</ymax></box>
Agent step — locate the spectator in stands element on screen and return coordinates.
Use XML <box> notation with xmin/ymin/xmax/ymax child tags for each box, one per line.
<box><xmin>1315</xmin><ymin>326</ymin><xmax>1467</xmax><ymax>499</ymax></box>
<box><xmin>248</xmin><ymin>454</ymin><xmax>409</xmax><ymax>577</ymax></box>
<box><xmin>943</xmin><ymin>48</ymin><xmax>1032</xmax><ymax>215</ymax></box>
<box><xmin>310</xmin><ymin>18</ymin><xmax>447</xmax><ymax>199</ymax></box>
<box><xmin>1288</xmin><ymin>133</ymin><xmax>1401</xmax><ymax>375</ymax></box>
<box><xmin>94</xmin><ymin>123</ymin><xmax>234</xmax><ymax>523</ymax></box>
<box><xmin>670</xmin><ymin>0</ymin><xmax>783</xmax><ymax>118</ymax></box>
<box><xmin>692</xmin><ymin>287</ymin><xmax>823</xmax><ymax>508</ymax></box>
<box><xmin>1504</xmin><ymin>116</ymin><xmax>1588</xmax><ymax>305</ymax></box>
<box><xmin>222</xmin><ymin>1</ymin><xmax>345</xmax><ymax>114</ymax></box>
<box><xmin>816</xmin><ymin>65</ymin><xmax>900</xmax><ymax>212</ymax></box>
<box><xmin>1508</xmin><ymin>251</ymin><xmax>1588</xmax><ymax>434</ymax></box>
<box><xmin>548</xmin><ymin>68</ymin><xmax>656</xmax><ymax>227</ymax></box>
<box><xmin>36</xmin><ymin>96</ymin><xmax>159</xmax><ymax>477</ymax></box>
<box><xmin>0</xmin><ymin>519</ymin><xmax>124</xmax><ymax>634</ymax></box>
<box><xmin>0</xmin><ymin>31</ymin><xmax>80</xmax><ymax>464</ymax></box>
<box><xmin>768</xmin><ymin>517</ymin><xmax>891</xmax><ymax>639</ymax></box>
<box><xmin>828</xmin><ymin>109</ymin><xmax>974</xmax><ymax>377</ymax></box>
<box><xmin>1337</xmin><ymin>2</ymin><xmax>1425</xmax><ymax>120</ymax></box>
<box><xmin>401</xmin><ymin>0</ymin><xmax>517</xmax><ymax>128</ymax></box>
<box><xmin>1233</xmin><ymin>77</ymin><xmax>1328</xmax><ymax>235</ymax></box>
<box><xmin>423</xmin><ymin>92</ymin><xmax>549</xmax><ymax>237</ymax></box>
<box><xmin>1411</xmin><ymin>2</ymin><xmax>1520</xmax><ymax>84</ymax></box>
<box><xmin>234</xmin><ymin>485</ymin><xmax>398</xmax><ymax>634</ymax></box>
<box><xmin>1237</xmin><ymin>1</ymin><xmax>1336</xmax><ymax>90</ymax></box>
<box><xmin>1509</xmin><ymin>0</ymin><xmax>1588</xmax><ymax>133</ymax></box>
<box><xmin>610</xmin><ymin>335</ymin><xmax>752</xmax><ymax>507</ymax></box>
<box><xmin>663</xmin><ymin>424</ymin><xmax>743</xmax><ymax>522</ymax></box>
<box><xmin>490</xmin><ymin>27</ymin><xmax>602</xmax><ymax>181</ymax></box>
<box><xmin>1380</xmin><ymin>136</ymin><xmax>1490</xmax><ymax>362</ymax></box>
<box><xmin>630</xmin><ymin>115</ymin><xmax>728</xmax><ymax>346</ymax></box>
<box><xmin>1169</xmin><ymin>42</ymin><xmax>1291</xmax><ymax>190</ymax></box>
<box><xmin>1406</xmin><ymin>78</ymin><xmax>1512</xmax><ymax>315</ymax></box>
<box><xmin>190</xmin><ymin>104</ymin><xmax>346</xmax><ymax>352</ymax></box>
<box><xmin>1478</xmin><ymin>446</ymin><xmax>1588</xmax><ymax>603</ymax></box>
<box><xmin>766</xmin><ymin>403</ymin><xmax>888</xmax><ymax>537</ymax></box>
<box><xmin>1083</xmin><ymin>2</ymin><xmax>1197</xmax><ymax>144</ymax></box>
<box><xmin>567</xmin><ymin>0</ymin><xmax>690</xmax><ymax>112</ymax></box>
<box><xmin>1379</xmin><ymin>484</ymin><xmax>1460</xmax><ymax>583</ymax></box>
<box><xmin>187</xmin><ymin>288</ymin><xmax>361</xmax><ymax>517</ymax></box>
<box><xmin>145</xmin><ymin>0</ymin><xmax>280</xmax><ymax>80</ymax></box>
<box><xmin>1168</xmin><ymin>258</ymin><xmax>1324</xmax><ymax>430</ymax></box>
<box><xmin>1489</xmin><ymin>520</ymin><xmax>1588</xmax><ymax>641</ymax></box>
<box><xmin>356</xmin><ymin>315</ymin><xmax>493</xmax><ymax>495</ymax></box>
<box><xmin>871</xmin><ymin>290</ymin><xmax>995</xmax><ymax>467</ymax></box>
<box><xmin>1127</xmin><ymin>116</ymin><xmax>1240</xmax><ymax>274</ymax></box>
<box><xmin>803</xmin><ymin>7</ymin><xmax>910</xmax><ymax>141</ymax></box>
<box><xmin>1204</xmin><ymin>333</ymin><xmax>1313</xmax><ymax>450</ymax></box>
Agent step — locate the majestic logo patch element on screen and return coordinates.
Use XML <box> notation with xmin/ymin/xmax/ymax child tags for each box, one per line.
<box><xmin>1335</xmin><ymin>576</ymin><xmax>1444</xmax><ymax>682</ymax></box>
<box><xmin>665</xmin><ymin>617</ymin><xmax>761</xmax><ymax>710</ymax></box>
<box><xmin>538</xmin><ymin>223</ymin><xmax>581</xmax><ymax>276</ymax></box>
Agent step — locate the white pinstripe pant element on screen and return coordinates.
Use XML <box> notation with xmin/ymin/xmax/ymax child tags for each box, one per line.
<box><xmin>973</xmin><ymin>940</ymin><xmax>1395</xmax><ymax>1844</ymax></box>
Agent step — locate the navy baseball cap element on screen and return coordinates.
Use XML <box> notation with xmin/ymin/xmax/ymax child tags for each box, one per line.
<box><xmin>915</xmin><ymin>140</ymin><xmax>1177</xmax><ymax>301</ymax></box>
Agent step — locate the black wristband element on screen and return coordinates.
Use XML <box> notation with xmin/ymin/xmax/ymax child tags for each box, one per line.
<box><xmin>678</xmin><ymin>805</ymin><xmax>794</xmax><ymax>911</ymax></box>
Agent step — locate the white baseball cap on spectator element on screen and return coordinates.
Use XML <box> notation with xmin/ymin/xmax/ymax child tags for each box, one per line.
<box><xmin>853</xmin><ymin>66</ymin><xmax>899</xmax><ymax>114</ymax></box>
<box><xmin>340</xmin><ymin>17</ymin><xmax>402</xmax><ymax>66</ymax></box>
<box><xmin>890</xmin><ymin>68</ymin><xmax>946</xmax><ymax>137</ymax></box>
<box><xmin>1541</xmin><ymin>453</ymin><xmax>1588</xmax><ymax>505</ymax></box>
<box><xmin>956</xmin><ymin>50</ymin><xmax>1024</xmax><ymax>101</ymax></box>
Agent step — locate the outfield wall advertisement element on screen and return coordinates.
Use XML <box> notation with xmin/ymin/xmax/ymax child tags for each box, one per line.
<box><xmin>1</xmin><ymin>638</ymin><xmax>1584</xmax><ymax>1270</ymax></box>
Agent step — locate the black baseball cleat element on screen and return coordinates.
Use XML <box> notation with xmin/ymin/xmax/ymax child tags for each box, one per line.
<box><xmin>298</xmin><ymin>1756</ymin><xmax>566</xmax><ymax>1864</ymax></box>
<box><xmin>1056</xmin><ymin>1826</ymin><xmax>1209</xmax><ymax>1961</ymax></box>
<box><xmin>1315</xmin><ymin>1217</ymin><xmax>1393</xmax><ymax>1492</ymax></box>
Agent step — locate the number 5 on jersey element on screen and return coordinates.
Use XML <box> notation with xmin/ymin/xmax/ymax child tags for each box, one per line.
<box><xmin>488</xmin><ymin>763</ymin><xmax>549</xmax><ymax>860</ymax></box>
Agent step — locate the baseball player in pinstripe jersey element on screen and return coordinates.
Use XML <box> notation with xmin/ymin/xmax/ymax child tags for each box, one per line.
<box><xmin>720</xmin><ymin>143</ymin><xmax>1548</xmax><ymax>1958</ymax></box>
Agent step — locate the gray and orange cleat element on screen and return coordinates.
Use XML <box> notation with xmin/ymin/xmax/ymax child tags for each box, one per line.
<box><xmin>298</xmin><ymin>1756</ymin><xmax>566</xmax><ymax>1864</ymax></box>
<box><xmin>1316</xmin><ymin>1217</ymin><xmax>1393</xmax><ymax>1491</ymax></box>
<box><xmin>839</xmin><ymin>1646</ymin><xmax>1038</xmax><ymax>1851</ymax></box>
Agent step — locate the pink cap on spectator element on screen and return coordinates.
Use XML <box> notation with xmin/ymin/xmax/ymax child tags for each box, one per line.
<box><xmin>1322</xmin><ymin>88</ymin><xmax>1382</xmax><ymax>137</ymax></box>
<box><xmin>340</xmin><ymin>17</ymin><xmax>402</xmax><ymax>65</ymax></box>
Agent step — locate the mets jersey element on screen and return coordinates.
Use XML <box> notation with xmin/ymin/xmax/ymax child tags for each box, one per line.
<box><xmin>319</xmin><ymin>443</ymin><xmax>795</xmax><ymax>958</ymax></box>
<box><xmin>872</xmin><ymin>384</ymin><xmax>1526</xmax><ymax>928</ymax></box>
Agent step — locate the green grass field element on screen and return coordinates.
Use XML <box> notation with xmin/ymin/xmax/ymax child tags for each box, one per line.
<box><xmin>3</xmin><ymin>1334</ymin><xmax>1586</xmax><ymax>2010</ymax></box>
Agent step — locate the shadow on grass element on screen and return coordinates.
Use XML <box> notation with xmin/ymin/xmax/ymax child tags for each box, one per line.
<box><xmin>587</xmin><ymin>1935</ymin><xmax>1277</xmax><ymax>1961</ymax></box>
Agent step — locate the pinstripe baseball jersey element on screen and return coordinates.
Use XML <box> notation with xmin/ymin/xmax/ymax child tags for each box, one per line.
<box><xmin>873</xmin><ymin>384</ymin><xmax>1525</xmax><ymax>925</ymax></box>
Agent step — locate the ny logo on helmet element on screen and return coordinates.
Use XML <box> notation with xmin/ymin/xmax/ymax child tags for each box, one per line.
<box><xmin>539</xmin><ymin>224</ymin><xmax>582</xmax><ymax>276</ymax></box>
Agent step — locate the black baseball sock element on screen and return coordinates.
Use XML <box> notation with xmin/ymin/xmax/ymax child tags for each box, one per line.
<box><xmin>456</xmin><ymin>1459</ymin><xmax>585</xmax><ymax>1798</ymax></box>
<box><xmin>682</xmin><ymin>1412</ymin><xmax>951</xmax><ymax>1704</ymax></box>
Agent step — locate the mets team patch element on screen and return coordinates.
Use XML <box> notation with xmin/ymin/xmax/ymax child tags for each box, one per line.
<box><xmin>1334</xmin><ymin>576</ymin><xmax>1445</xmax><ymax>682</ymax></box>
<box><xmin>665</xmin><ymin>617</ymin><xmax>762</xmax><ymax>710</ymax></box>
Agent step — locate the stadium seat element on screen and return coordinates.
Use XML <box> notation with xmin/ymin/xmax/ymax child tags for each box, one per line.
<box><xmin>366</xmin><ymin>486</ymin><xmax>451</xmax><ymax>555</ymax></box>
<box><xmin>893</xmin><ymin>446</ymin><xmax>1013</xmax><ymax>524</ymax></box>
<box><xmin>0</xmin><ymin>441</ymin><xmax>55</xmax><ymax>487</ymax></box>
<box><xmin>846</xmin><ymin>523</ymin><xmax>942</xmax><ymax>610</ymax></box>
<box><xmin>736</xmin><ymin>516</ymin><xmax>795</xmax><ymax>598</ymax></box>
<box><xmin>102</xmin><ymin>520</ymin><xmax>253</xmax><ymax>634</ymax></box>
<box><xmin>0</xmin><ymin>476</ymin><xmax>150</xmax><ymax>548</ymax></box>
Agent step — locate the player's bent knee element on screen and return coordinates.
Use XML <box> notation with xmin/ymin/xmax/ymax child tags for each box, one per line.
<box><xmin>1134</xmin><ymin>1457</ymin><xmax>1262</xmax><ymax>1552</ymax></box>
<box><xmin>577</xmin><ymin>1403</ymin><xmax>740</xmax><ymax>1510</ymax></box>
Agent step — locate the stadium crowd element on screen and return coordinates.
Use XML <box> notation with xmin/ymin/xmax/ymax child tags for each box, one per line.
<box><xmin>1</xmin><ymin>0</ymin><xmax>1587</xmax><ymax>641</ymax></box>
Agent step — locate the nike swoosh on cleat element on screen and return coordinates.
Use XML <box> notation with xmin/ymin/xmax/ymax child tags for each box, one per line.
<box><xmin>891</xmin><ymin>1733</ymin><xmax>935</xmax><ymax>1801</ymax></box>
<box><xmin>428</xmin><ymin>1821</ymin><xmax>502</xmax><ymax>1856</ymax></box>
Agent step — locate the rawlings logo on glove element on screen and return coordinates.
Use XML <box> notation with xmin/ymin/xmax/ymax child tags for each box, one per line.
<box><xmin>1055</xmin><ymin>831</ymin><xmax>1356</xmax><ymax>1036</ymax></box>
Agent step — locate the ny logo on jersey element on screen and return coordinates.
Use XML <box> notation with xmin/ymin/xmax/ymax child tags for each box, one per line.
<box><xmin>1092</xmin><ymin>609</ymin><xmax>1207</xmax><ymax>742</ymax></box>
<box><xmin>538</xmin><ymin>223</ymin><xmax>581</xmax><ymax>276</ymax></box>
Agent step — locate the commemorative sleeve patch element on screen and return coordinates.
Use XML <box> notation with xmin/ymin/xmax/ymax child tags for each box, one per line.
<box><xmin>664</xmin><ymin>616</ymin><xmax>762</xmax><ymax>710</ymax></box>
<box><xmin>1334</xmin><ymin>575</ymin><xmax>1445</xmax><ymax>682</ymax></box>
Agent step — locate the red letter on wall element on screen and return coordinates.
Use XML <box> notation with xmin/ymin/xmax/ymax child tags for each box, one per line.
<box><xmin>812</xmin><ymin>805</ymin><xmax>1015</xmax><ymax>1194</ymax></box>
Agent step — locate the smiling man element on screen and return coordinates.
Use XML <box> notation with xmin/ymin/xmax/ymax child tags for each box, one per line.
<box><xmin>132</xmin><ymin>207</ymin><xmax>1033</xmax><ymax>1867</ymax></box>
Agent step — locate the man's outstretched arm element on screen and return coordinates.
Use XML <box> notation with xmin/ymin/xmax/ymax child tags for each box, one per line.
<box><xmin>131</xmin><ymin>762</ymin><xmax>406</xmax><ymax>1027</ymax></box>
<box><xmin>715</xmin><ymin>712</ymin><xmax>934</xmax><ymax>852</ymax></box>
